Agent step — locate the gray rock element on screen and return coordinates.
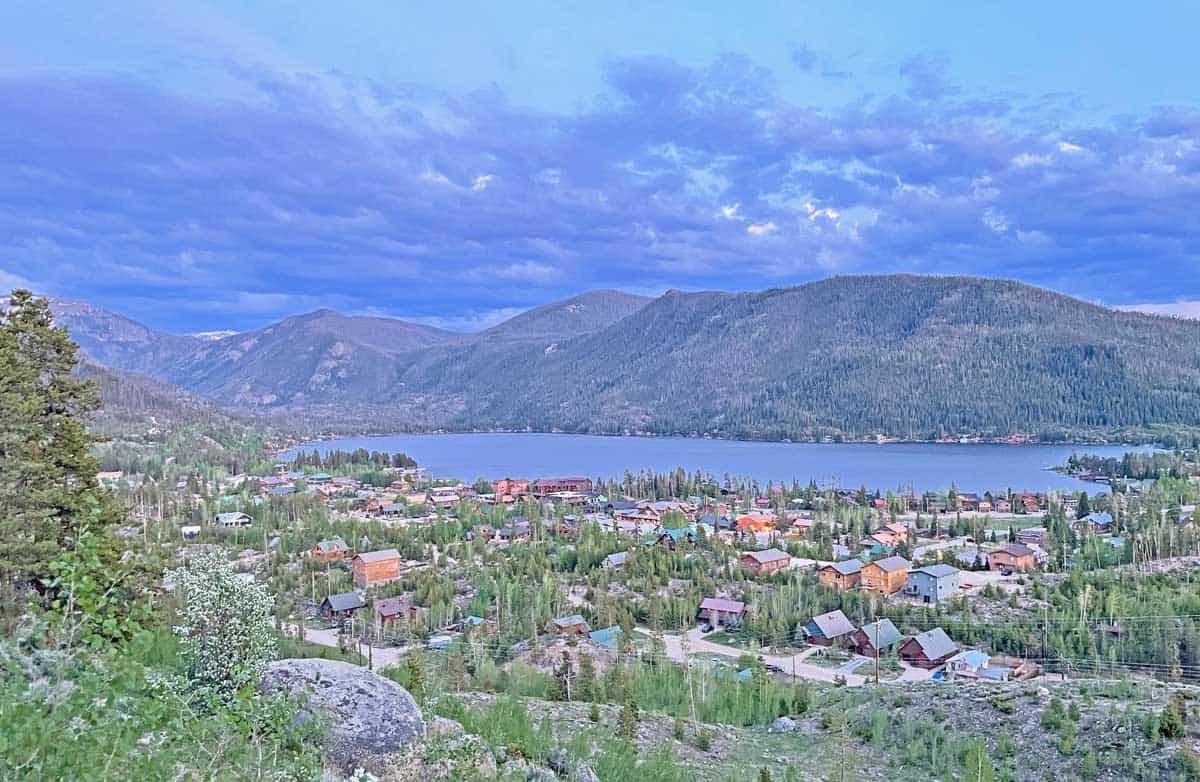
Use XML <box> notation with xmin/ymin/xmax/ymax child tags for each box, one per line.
<box><xmin>572</xmin><ymin>765</ymin><xmax>600</xmax><ymax>782</ymax></box>
<box><xmin>547</xmin><ymin>748</ymin><xmax>571</xmax><ymax>774</ymax></box>
<box><xmin>526</xmin><ymin>770</ymin><xmax>557</xmax><ymax>782</ymax></box>
<box><xmin>260</xmin><ymin>658</ymin><xmax>424</xmax><ymax>773</ymax></box>
<box><xmin>429</xmin><ymin>716</ymin><xmax>465</xmax><ymax>738</ymax></box>
<box><xmin>769</xmin><ymin>716</ymin><xmax>797</xmax><ymax>733</ymax></box>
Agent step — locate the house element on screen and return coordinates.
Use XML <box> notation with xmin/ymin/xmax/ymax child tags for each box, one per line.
<box><xmin>1018</xmin><ymin>493</ymin><xmax>1040</xmax><ymax>514</ymax></box>
<box><xmin>588</xmin><ymin>626</ymin><xmax>624</xmax><ymax>648</ymax></box>
<box><xmin>319</xmin><ymin>591</ymin><xmax>366</xmax><ymax>621</ymax></box>
<box><xmin>860</xmin><ymin>556</ymin><xmax>911</xmax><ymax>596</ymax></box>
<box><xmin>957</xmin><ymin>493</ymin><xmax>981</xmax><ymax>511</ymax></box>
<box><xmin>883</xmin><ymin>522</ymin><xmax>909</xmax><ymax>542</ymax></box>
<box><xmin>462</xmin><ymin>615</ymin><xmax>498</xmax><ymax>634</ymax></box>
<box><xmin>818</xmin><ymin>559</ymin><xmax>864</xmax><ymax>591</ymax></box>
<box><xmin>1180</xmin><ymin>514</ymin><xmax>1196</xmax><ymax>532</ymax></box>
<box><xmin>945</xmin><ymin>649</ymin><xmax>991</xmax><ymax>679</ymax></box>
<box><xmin>898</xmin><ymin>628</ymin><xmax>958</xmax><ymax>668</ymax></box>
<box><xmin>534</xmin><ymin>477</ymin><xmax>593</xmax><ymax>494</ymax></box>
<box><xmin>493</xmin><ymin>478</ymin><xmax>530</xmax><ymax>497</ymax></box>
<box><xmin>180</xmin><ymin>525</ymin><xmax>201</xmax><ymax>540</ymax></box>
<box><xmin>698</xmin><ymin>597</ymin><xmax>748</xmax><ymax>628</ymax></box>
<box><xmin>1073</xmin><ymin>512</ymin><xmax>1113</xmax><ymax>534</ymax></box>
<box><xmin>905</xmin><ymin>564</ymin><xmax>961</xmax><ymax>604</ymax></box>
<box><xmin>788</xmin><ymin>518</ymin><xmax>815</xmax><ymax>538</ymax></box>
<box><xmin>1015</xmin><ymin>527</ymin><xmax>1047</xmax><ymax>546</ymax></box>
<box><xmin>602</xmin><ymin>551</ymin><xmax>628</xmax><ymax>570</ymax></box>
<box><xmin>848</xmin><ymin>618</ymin><xmax>902</xmax><ymax>657</ymax></box>
<box><xmin>867</xmin><ymin>529</ymin><xmax>901</xmax><ymax>548</ymax></box>
<box><xmin>656</xmin><ymin>527</ymin><xmax>695</xmax><ymax>550</ymax></box>
<box><xmin>374</xmin><ymin>596</ymin><xmax>422</xmax><ymax>627</ymax></box>
<box><xmin>352</xmin><ymin>549</ymin><xmax>403</xmax><ymax>587</ymax></box>
<box><xmin>740</xmin><ymin>548</ymin><xmax>791</xmax><ymax>576</ymax></box>
<box><xmin>803</xmin><ymin>610</ymin><xmax>856</xmax><ymax>646</ymax></box>
<box><xmin>311</xmin><ymin>536</ymin><xmax>349</xmax><ymax>563</ymax></box>
<box><xmin>955</xmin><ymin>550</ymin><xmax>989</xmax><ymax>569</ymax></box>
<box><xmin>989</xmin><ymin>543</ymin><xmax>1037</xmax><ymax>573</ymax></box>
<box><xmin>215</xmin><ymin>512</ymin><xmax>252</xmax><ymax>529</ymax></box>
<box><xmin>735</xmin><ymin>514</ymin><xmax>776</xmax><ymax>536</ymax></box>
<box><xmin>552</xmin><ymin>614</ymin><xmax>590</xmax><ymax>635</ymax></box>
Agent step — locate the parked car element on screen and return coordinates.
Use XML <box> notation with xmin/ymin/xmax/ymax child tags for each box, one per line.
<box><xmin>700</xmin><ymin>623</ymin><xmax>713</xmax><ymax>633</ymax></box>
<box><xmin>765</xmin><ymin>663</ymin><xmax>783</xmax><ymax>673</ymax></box>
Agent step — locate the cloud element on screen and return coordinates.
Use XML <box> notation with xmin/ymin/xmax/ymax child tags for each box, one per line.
<box><xmin>0</xmin><ymin>50</ymin><xmax>1198</xmax><ymax>330</ymax></box>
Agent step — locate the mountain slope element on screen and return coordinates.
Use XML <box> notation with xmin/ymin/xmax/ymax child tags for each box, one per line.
<box><xmin>475</xmin><ymin>290</ymin><xmax>651</xmax><ymax>343</ymax></box>
<box><xmin>393</xmin><ymin>275</ymin><xmax>1200</xmax><ymax>439</ymax></box>
<box><xmin>48</xmin><ymin>296</ymin><xmax>202</xmax><ymax>374</ymax></box>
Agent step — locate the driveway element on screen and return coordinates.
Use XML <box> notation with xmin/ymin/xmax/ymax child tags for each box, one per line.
<box><xmin>287</xmin><ymin>623</ymin><xmax>410</xmax><ymax>670</ymax></box>
<box><xmin>640</xmin><ymin>627</ymin><xmax>866</xmax><ymax>686</ymax></box>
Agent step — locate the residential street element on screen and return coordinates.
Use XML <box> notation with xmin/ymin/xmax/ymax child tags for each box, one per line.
<box><xmin>287</xmin><ymin>623</ymin><xmax>410</xmax><ymax>670</ymax></box>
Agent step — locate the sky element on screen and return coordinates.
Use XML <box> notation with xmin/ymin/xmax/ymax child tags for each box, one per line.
<box><xmin>1</xmin><ymin>1</ymin><xmax>1199</xmax><ymax>333</ymax></box>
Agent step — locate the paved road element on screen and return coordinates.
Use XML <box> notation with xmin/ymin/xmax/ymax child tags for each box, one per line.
<box><xmin>912</xmin><ymin>536</ymin><xmax>972</xmax><ymax>560</ymax></box>
<box><xmin>641</xmin><ymin>627</ymin><xmax>866</xmax><ymax>686</ymax></box>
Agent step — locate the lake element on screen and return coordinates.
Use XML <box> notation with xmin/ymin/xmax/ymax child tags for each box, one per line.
<box><xmin>282</xmin><ymin>433</ymin><xmax>1150</xmax><ymax>493</ymax></box>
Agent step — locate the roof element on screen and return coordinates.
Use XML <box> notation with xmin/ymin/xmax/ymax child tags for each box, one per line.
<box><xmin>216</xmin><ymin>512</ymin><xmax>251</xmax><ymax>523</ymax></box>
<box><xmin>374</xmin><ymin>596</ymin><xmax>410</xmax><ymax>617</ymax></box>
<box><xmin>997</xmin><ymin>543</ymin><xmax>1036</xmax><ymax>558</ymax></box>
<box><xmin>314</xmin><ymin>537</ymin><xmax>348</xmax><ymax>553</ymax></box>
<box><xmin>911</xmin><ymin>564</ymin><xmax>960</xmax><ymax>579</ymax></box>
<box><xmin>355</xmin><ymin>548</ymin><xmax>401</xmax><ymax>564</ymax></box>
<box><xmin>1083</xmin><ymin>512</ymin><xmax>1113</xmax><ymax>524</ymax></box>
<box><xmin>868</xmin><ymin>555</ymin><xmax>911</xmax><ymax>572</ymax></box>
<box><xmin>809</xmin><ymin>610</ymin><xmax>855</xmax><ymax>639</ymax></box>
<box><xmin>825</xmin><ymin>559</ymin><xmax>863</xmax><ymax>576</ymax></box>
<box><xmin>743</xmin><ymin>548</ymin><xmax>791</xmax><ymax>564</ymax></box>
<box><xmin>908</xmin><ymin>628</ymin><xmax>957</xmax><ymax>660</ymax></box>
<box><xmin>700</xmin><ymin>597</ymin><xmax>747</xmax><ymax>614</ymax></box>
<box><xmin>553</xmin><ymin>614</ymin><xmax>587</xmax><ymax>628</ymax></box>
<box><xmin>322</xmin><ymin>592</ymin><xmax>365</xmax><ymax>612</ymax></box>
<box><xmin>947</xmin><ymin>649</ymin><xmax>989</xmax><ymax>669</ymax></box>
<box><xmin>588</xmin><ymin>626</ymin><xmax>623</xmax><ymax>648</ymax></box>
<box><xmin>857</xmin><ymin>618</ymin><xmax>901</xmax><ymax>648</ymax></box>
<box><xmin>604</xmin><ymin>551</ymin><xmax>628</xmax><ymax>566</ymax></box>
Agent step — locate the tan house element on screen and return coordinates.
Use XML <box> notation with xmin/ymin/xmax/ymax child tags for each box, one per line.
<box><xmin>818</xmin><ymin>559</ymin><xmax>864</xmax><ymax>591</ymax></box>
<box><xmin>860</xmin><ymin>556</ymin><xmax>911</xmax><ymax>596</ymax></box>
<box><xmin>740</xmin><ymin>548</ymin><xmax>791</xmax><ymax>576</ymax></box>
<box><xmin>352</xmin><ymin>549</ymin><xmax>403</xmax><ymax>588</ymax></box>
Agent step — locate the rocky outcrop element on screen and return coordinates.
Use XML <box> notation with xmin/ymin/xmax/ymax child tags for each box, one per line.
<box><xmin>261</xmin><ymin>658</ymin><xmax>424</xmax><ymax>773</ymax></box>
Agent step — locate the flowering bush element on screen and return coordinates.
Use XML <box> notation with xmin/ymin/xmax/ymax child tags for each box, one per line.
<box><xmin>168</xmin><ymin>551</ymin><xmax>276</xmax><ymax>693</ymax></box>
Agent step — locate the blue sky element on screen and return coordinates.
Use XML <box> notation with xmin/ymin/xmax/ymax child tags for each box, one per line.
<box><xmin>2</xmin><ymin>1</ymin><xmax>1199</xmax><ymax>332</ymax></box>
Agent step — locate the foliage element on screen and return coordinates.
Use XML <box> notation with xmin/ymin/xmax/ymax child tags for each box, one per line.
<box><xmin>168</xmin><ymin>551</ymin><xmax>276</xmax><ymax>695</ymax></box>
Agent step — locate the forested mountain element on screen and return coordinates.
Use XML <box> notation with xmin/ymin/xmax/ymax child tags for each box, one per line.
<box><xmin>46</xmin><ymin>276</ymin><xmax>1200</xmax><ymax>442</ymax></box>
<box><xmin>46</xmin><ymin>296</ymin><xmax>202</xmax><ymax>374</ymax></box>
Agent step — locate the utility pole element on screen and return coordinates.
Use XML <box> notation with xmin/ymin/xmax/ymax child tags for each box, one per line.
<box><xmin>874</xmin><ymin>620</ymin><xmax>881</xmax><ymax>685</ymax></box>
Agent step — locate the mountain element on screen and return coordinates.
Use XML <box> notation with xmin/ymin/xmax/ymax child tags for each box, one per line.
<box><xmin>475</xmin><ymin>290</ymin><xmax>651</xmax><ymax>343</ymax></box>
<box><xmin>47</xmin><ymin>296</ymin><xmax>202</xmax><ymax>374</ymax></box>
<box><xmin>47</xmin><ymin>276</ymin><xmax>1200</xmax><ymax>441</ymax></box>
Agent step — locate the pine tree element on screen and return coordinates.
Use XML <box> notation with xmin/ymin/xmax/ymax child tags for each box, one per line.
<box><xmin>0</xmin><ymin>291</ymin><xmax>119</xmax><ymax>621</ymax></box>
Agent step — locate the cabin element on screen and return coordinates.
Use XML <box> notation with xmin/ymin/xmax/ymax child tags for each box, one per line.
<box><xmin>311</xmin><ymin>536</ymin><xmax>349</xmax><ymax>563</ymax></box>
<box><xmin>552</xmin><ymin>614</ymin><xmax>590</xmax><ymax>635</ymax></box>
<box><xmin>788</xmin><ymin>517</ymin><xmax>815</xmax><ymax>538</ymax></box>
<box><xmin>898</xmin><ymin>628</ymin><xmax>958</xmax><ymax>669</ymax></box>
<box><xmin>352</xmin><ymin>549</ymin><xmax>403</xmax><ymax>588</ymax></box>
<box><xmin>735</xmin><ymin>514</ymin><xmax>776</xmax><ymax>536</ymax></box>
<box><xmin>740</xmin><ymin>548</ymin><xmax>791</xmax><ymax>576</ymax></box>
<box><xmin>956</xmin><ymin>493</ymin><xmax>981</xmax><ymax>511</ymax></box>
<box><xmin>602</xmin><ymin>551</ymin><xmax>628</xmax><ymax>570</ymax></box>
<box><xmin>319</xmin><ymin>591</ymin><xmax>366</xmax><ymax>621</ymax></box>
<box><xmin>1015</xmin><ymin>527</ymin><xmax>1047</xmax><ymax>546</ymax></box>
<box><xmin>1073</xmin><ymin>512</ymin><xmax>1113</xmax><ymax>534</ymax></box>
<box><xmin>848</xmin><ymin>618</ymin><xmax>902</xmax><ymax>657</ymax></box>
<box><xmin>181</xmin><ymin>525</ymin><xmax>201</xmax><ymax>540</ymax></box>
<box><xmin>534</xmin><ymin>477</ymin><xmax>593</xmax><ymax>493</ymax></box>
<box><xmin>697</xmin><ymin>597</ymin><xmax>748</xmax><ymax>628</ymax></box>
<box><xmin>818</xmin><ymin>559</ymin><xmax>863</xmax><ymax>591</ymax></box>
<box><xmin>945</xmin><ymin>649</ymin><xmax>991</xmax><ymax>679</ymax></box>
<box><xmin>462</xmin><ymin>615</ymin><xmax>498</xmax><ymax>634</ymax></box>
<box><xmin>215</xmin><ymin>512</ymin><xmax>252</xmax><ymax>529</ymax></box>
<box><xmin>905</xmin><ymin>564</ymin><xmax>960</xmax><ymax>604</ymax></box>
<box><xmin>374</xmin><ymin>596</ymin><xmax>422</xmax><ymax>628</ymax></box>
<box><xmin>860</xmin><ymin>556</ymin><xmax>911</xmax><ymax>596</ymax></box>
<box><xmin>588</xmin><ymin>626</ymin><xmax>624</xmax><ymax>649</ymax></box>
<box><xmin>656</xmin><ymin>527</ymin><xmax>695</xmax><ymax>550</ymax></box>
<box><xmin>989</xmin><ymin>543</ymin><xmax>1037</xmax><ymax>573</ymax></box>
<box><xmin>803</xmin><ymin>610</ymin><xmax>855</xmax><ymax>647</ymax></box>
<box><xmin>1018</xmin><ymin>493</ymin><xmax>1041</xmax><ymax>514</ymax></box>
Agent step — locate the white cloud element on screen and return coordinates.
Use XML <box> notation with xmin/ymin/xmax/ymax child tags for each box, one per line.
<box><xmin>0</xmin><ymin>268</ymin><xmax>34</xmax><ymax>291</ymax></box>
<box><xmin>1012</xmin><ymin>153</ymin><xmax>1052</xmax><ymax>168</ymax></box>
<box><xmin>472</xmin><ymin>174</ymin><xmax>494</xmax><ymax>191</ymax></box>
<box><xmin>1117</xmin><ymin>301</ymin><xmax>1200</xmax><ymax>320</ymax></box>
<box><xmin>718</xmin><ymin>203</ymin><xmax>743</xmax><ymax>220</ymax></box>
<box><xmin>1058</xmin><ymin>141</ymin><xmax>1085</xmax><ymax>153</ymax></box>
<box><xmin>410</xmin><ymin>307</ymin><xmax>527</xmax><ymax>332</ymax></box>
<box><xmin>746</xmin><ymin>221</ymin><xmax>777</xmax><ymax>236</ymax></box>
<box><xmin>491</xmin><ymin>261</ymin><xmax>561</xmax><ymax>283</ymax></box>
<box><xmin>982</xmin><ymin>208</ymin><xmax>1008</xmax><ymax>234</ymax></box>
<box><xmin>803</xmin><ymin>201</ymin><xmax>840</xmax><ymax>222</ymax></box>
<box><xmin>420</xmin><ymin>170</ymin><xmax>453</xmax><ymax>186</ymax></box>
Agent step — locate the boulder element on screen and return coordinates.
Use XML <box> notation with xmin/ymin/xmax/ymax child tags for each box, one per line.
<box><xmin>261</xmin><ymin>658</ymin><xmax>424</xmax><ymax>773</ymax></box>
<box><xmin>769</xmin><ymin>716</ymin><xmax>796</xmax><ymax>733</ymax></box>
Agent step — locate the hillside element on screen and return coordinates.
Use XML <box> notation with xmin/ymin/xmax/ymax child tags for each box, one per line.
<box><xmin>47</xmin><ymin>296</ymin><xmax>202</xmax><ymax>374</ymax></box>
<box><xmin>49</xmin><ymin>276</ymin><xmax>1200</xmax><ymax>442</ymax></box>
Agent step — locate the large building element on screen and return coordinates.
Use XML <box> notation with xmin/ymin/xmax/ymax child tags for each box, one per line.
<box><xmin>351</xmin><ymin>549</ymin><xmax>403</xmax><ymax>588</ymax></box>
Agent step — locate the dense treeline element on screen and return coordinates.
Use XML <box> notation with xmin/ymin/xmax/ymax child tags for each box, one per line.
<box><xmin>1063</xmin><ymin>450</ymin><xmax>1200</xmax><ymax>480</ymax></box>
<box><xmin>289</xmin><ymin>447</ymin><xmax>417</xmax><ymax>470</ymax></box>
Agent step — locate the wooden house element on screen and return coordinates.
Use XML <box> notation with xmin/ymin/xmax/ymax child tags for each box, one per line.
<box><xmin>551</xmin><ymin>614</ymin><xmax>590</xmax><ymax>635</ymax></box>
<box><xmin>818</xmin><ymin>559</ymin><xmax>863</xmax><ymax>591</ymax></box>
<box><xmin>352</xmin><ymin>549</ymin><xmax>403</xmax><ymax>588</ymax></box>
<box><xmin>374</xmin><ymin>596</ymin><xmax>422</xmax><ymax>628</ymax></box>
<box><xmin>319</xmin><ymin>591</ymin><xmax>365</xmax><ymax>621</ymax></box>
<box><xmin>802</xmin><ymin>610</ymin><xmax>855</xmax><ymax>647</ymax></box>
<box><xmin>860</xmin><ymin>556</ymin><xmax>911</xmax><ymax>596</ymax></box>
<box><xmin>310</xmin><ymin>536</ymin><xmax>349</xmax><ymax>563</ymax></box>
<box><xmin>989</xmin><ymin>543</ymin><xmax>1037</xmax><ymax>573</ymax></box>
<box><xmin>697</xmin><ymin>597</ymin><xmax>748</xmax><ymax>628</ymax></box>
<box><xmin>898</xmin><ymin>628</ymin><xmax>958</xmax><ymax>669</ymax></box>
<box><xmin>740</xmin><ymin>548</ymin><xmax>791</xmax><ymax>576</ymax></box>
<box><xmin>848</xmin><ymin>618</ymin><xmax>901</xmax><ymax>658</ymax></box>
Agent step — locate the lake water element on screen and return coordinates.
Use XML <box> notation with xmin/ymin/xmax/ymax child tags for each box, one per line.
<box><xmin>282</xmin><ymin>433</ymin><xmax>1150</xmax><ymax>493</ymax></box>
